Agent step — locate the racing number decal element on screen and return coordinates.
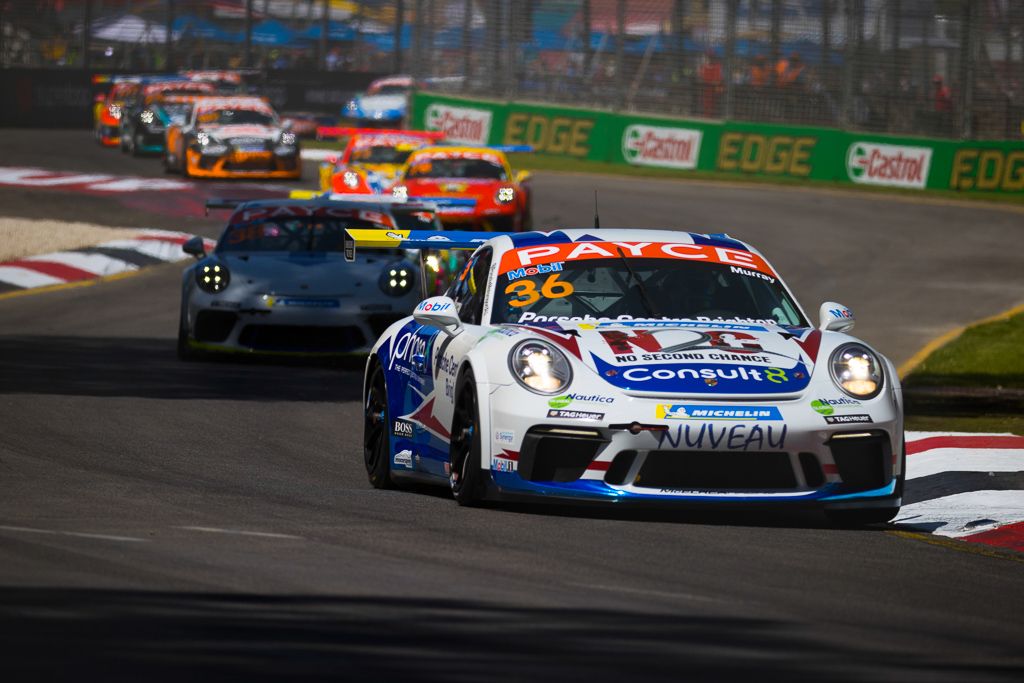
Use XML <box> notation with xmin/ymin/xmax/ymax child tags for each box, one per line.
<box><xmin>504</xmin><ymin>273</ymin><xmax>574</xmax><ymax>308</ymax></box>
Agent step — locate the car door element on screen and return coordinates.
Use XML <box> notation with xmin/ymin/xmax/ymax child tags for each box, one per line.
<box><xmin>411</xmin><ymin>248</ymin><xmax>493</xmax><ymax>470</ymax></box>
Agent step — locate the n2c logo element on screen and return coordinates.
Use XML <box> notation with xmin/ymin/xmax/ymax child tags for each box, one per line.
<box><xmin>504</xmin><ymin>274</ymin><xmax>574</xmax><ymax>308</ymax></box>
<box><xmin>717</xmin><ymin>133</ymin><xmax>816</xmax><ymax>177</ymax></box>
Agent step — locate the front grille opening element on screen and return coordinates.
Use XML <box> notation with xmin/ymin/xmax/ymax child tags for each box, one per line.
<box><xmin>518</xmin><ymin>429</ymin><xmax>608</xmax><ymax>483</ymax></box>
<box><xmin>635</xmin><ymin>451</ymin><xmax>797</xmax><ymax>490</ymax></box>
<box><xmin>194</xmin><ymin>310</ymin><xmax>237</xmax><ymax>342</ymax></box>
<box><xmin>829</xmin><ymin>434</ymin><xmax>891</xmax><ymax>491</ymax></box>
<box><xmin>238</xmin><ymin>324</ymin><xmax>366</xmax><ymax>352</ymax></box>
<box><xmin>799</xmin><ymin>452</ymin><xmax>826</xmax><ymax>488</ymax></box>
<box><xmin>604</xmin><ymin>450</ymin><xmax>638</xmax><ymax>485</ymax></box>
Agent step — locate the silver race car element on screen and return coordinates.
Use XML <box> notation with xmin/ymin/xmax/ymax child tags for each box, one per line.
<box><xmin>178</xmin><ymin>197</ymin><xmax>441</xmax><ymax>358</ymax></box>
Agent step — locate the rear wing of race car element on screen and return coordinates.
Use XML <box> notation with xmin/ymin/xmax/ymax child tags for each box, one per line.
<box><xmin>342</xmin><ymin>228</ymin><xmax>504</xmax><ymax>262</ymax></box>
<box><xmin>204</xmin><ymin>198</ymin><xmax>248</xmax><ymax>215</ymax></box>
<box><xmin>315</xmin><ymin>127</ymin><xmax>446</xmax><ymax>140</ymax></box>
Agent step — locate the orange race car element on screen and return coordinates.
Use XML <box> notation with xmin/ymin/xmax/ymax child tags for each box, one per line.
<box><xmin>390</xmin><ymin>145</ymin><xmax>533</xmax><ymax>231</ymax></box>
<box><xmin>315</xmin><ymin>128</ymin><xmax>444</xmax><ymax>195</ymax></box>
<box><xmin>163</xmin><ymin>96</ymin><xmax>301</xmax><ymax>180</ymax></box>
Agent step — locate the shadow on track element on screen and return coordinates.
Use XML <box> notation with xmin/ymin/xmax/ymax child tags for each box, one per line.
<box><xmin>1</xmin><ymin>588</ymin><xmax>1006</xmax><ymax>683</ymax></box>
<box><xmin>0</xmin><ymin>335</ymin><xmax>362</xmax><ymax>402</ymax></box>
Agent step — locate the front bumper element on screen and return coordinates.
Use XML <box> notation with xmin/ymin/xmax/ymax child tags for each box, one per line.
<box><xmin>186</xmin><ymin>295</ymin><xmax>410</xmax><ymax>356</ymax></box>
<box><xmin>185</xmin><ymin>148</ymin><xmax>301</xmax><ymax>179</ymax></box>
<box><xmin>486</xmin><ymin>390</ymin><xmax>902</xmax><ymax>509</ymax></box>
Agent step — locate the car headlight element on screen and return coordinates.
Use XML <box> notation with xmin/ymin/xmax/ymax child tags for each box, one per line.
<box><xmin>196</xmin><ymin>131</ymin><xmax>210</xmax><ymax>146</ymax></box>
<box><xmin>108</xmin><ymin>104</ymin><xmax>121</xmax><ymax>119</ymax></box>
<box><xmin>280</xmin><ymin>131</ymin><xmax>296</xmax><ymax>146</ymax></box>
<box><xmin>829</xmin><ymin>343</ymin><xmax>883</xmax><ymax>399</ymax></box>
<box><xmin>342</xmin><ymin>170</ymin><xmax>360</xmax><ymax>188</ymax></box>
<box><xmin>140</xmin><ymin>109</ymin><xmax>154</xmax><ymax>124</ymax></box>
<box><xmin>496</xmin><ymin>187</ymin><xmax>515</xmax><ymax>204</ymax></box>
<box><xmin>392</xmin><ymin>185</ymin><xmax>408</xmax><ymax>201</ymax></box>
<box><xmin>379</xmin><ymin>261</ymin><xmax>415</xmax><ymax>297</ymax></box>
<box><xmin>509</xmin><ymin>339</ymin><xmax>573</xmax><ymax>395</ymax></box>
<box><xmin>196</xmin><ymin>262</ymin><xmax>230</xmax><ymax>293</ymax></box>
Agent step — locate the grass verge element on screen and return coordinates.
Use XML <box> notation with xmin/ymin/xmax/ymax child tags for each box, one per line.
<box><xmin>904</xmin><ymin>310</ymin><xmax>1024</xmax><ymax>435</ymax></box>
<box><xmin>905</xmin><ymin>312</ymin><xmax>1024</xmax><ymax>390</ymax></box>
<box><xmin>304</xmin><ymin>141</ymin><xmax>1024</xmax><ymax>207</ymax></box>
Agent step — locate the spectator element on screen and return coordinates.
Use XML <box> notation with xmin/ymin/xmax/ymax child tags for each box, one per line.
<box><xmin>779</xmin><ymin>52</ymin><xmax>804</xmax><ymax>88</ymax></box>
<box><xmin>933</xmin><ymin>75</ymin><xmax>953</xmax><ymax>113</ymax></box>
<box><xmin>698</xmin><ymin>49</ymin><xmax>722</xmax><ymax>118</ymax></box>
<box><xmin>749</xmin><ymin>55</ymin><xmax>770</xmax><ymax>87</ymax></box>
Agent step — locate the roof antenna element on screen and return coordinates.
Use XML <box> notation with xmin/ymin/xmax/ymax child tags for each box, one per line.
<box><xmin>593</xmin><ymin>190</ymin><xmax>601</xmax><ymax>229</ymax></box>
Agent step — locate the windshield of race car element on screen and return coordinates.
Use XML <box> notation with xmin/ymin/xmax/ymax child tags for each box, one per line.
<box><xmin>352</xmin><ymin>145</ymin><xmax>416</xmax><ymax>164</ymax></box>
<box><xmin>219</xmin><ymin>215</ymin><xmax>391</xmax><ymax>253</ymax></box>
<box><xmin>159</xmin><ymin>103</ymin><xmax>192</xmax><ymax>124</ymax></box>
<box><xmin>198</xmin><ymin>108</ymin><xmax>276</xmax><ymax>126</ymax></box>
<box><xmin>405</xmin><ymin>157</ymin><xmax>507</xmax><ymax>180</ymax></box>
<box><xmin>369</xmin><ymin>84</ymin><xmax>409</xmax><ymax>96</ymax></box>
<box><xmin>490</xmin><ymin>246</ymin><xmax>807</xmax><ymax>326</ymax></box>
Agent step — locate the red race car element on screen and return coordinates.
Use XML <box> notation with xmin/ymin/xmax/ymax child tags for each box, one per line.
<box><xmin>390</xmin><ymin>145</ymin><xmax>533</xmax><ymax>232</ymax></box>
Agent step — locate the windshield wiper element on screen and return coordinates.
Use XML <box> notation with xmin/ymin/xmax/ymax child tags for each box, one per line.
<box><xmin>616</xmin><ymin>247</ymin><xmax>659</xmax><ymax>318</ymax></box>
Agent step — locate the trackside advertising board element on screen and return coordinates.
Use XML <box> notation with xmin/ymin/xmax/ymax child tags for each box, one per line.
<box><xmin>411</xmin><ymin>93</ymin><xmax>1024</xmax><ymax>194</ymax></box>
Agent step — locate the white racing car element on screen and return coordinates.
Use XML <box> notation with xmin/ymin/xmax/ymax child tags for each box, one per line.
<box><xmin>177</xmin><ymin>196</ymin><xmax>442</xmax><ymax>358</ymax></box>
<box><xmin>356</xmin><ymin>228</ymin><xmax>905</xmax><ymax>525</ymax></box>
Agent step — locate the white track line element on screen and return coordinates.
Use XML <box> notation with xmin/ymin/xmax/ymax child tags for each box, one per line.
<box><xmin>0</xmin><ymin>265</ymin><xmax>66</xmax><ymax>288</ymax></box>
<box><xmin>22</xmin><ymin>251</ymin><xmax>138</xmax><ymax>276</ymax></box>
<box><xmin>894</xmin><ymin>491</ymin><xmax>1024</xmax><ymax>538</ymax></box>
<box><xmin>0</xmin><ymin>524</ymin><xmax>147</xmax><ymax>543</ymax></box>
<box><xmin>179</xmin><ymin>526</ymin><xmax>304</xmax><ymax>540</ymax></box>
<box><xmin>906</xmin><ymin>447</ymin><xmax>1024</xmax><ymax>480</ymax></box>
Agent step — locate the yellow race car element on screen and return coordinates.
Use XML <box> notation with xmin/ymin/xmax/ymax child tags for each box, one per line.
<box><xmin>316</xmin><ymin>128</ymin><xmax>444</xmax><ymax>194</ymax></box>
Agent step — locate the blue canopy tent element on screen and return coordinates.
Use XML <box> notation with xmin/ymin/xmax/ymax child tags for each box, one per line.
<box><xmin>251</xmin><ymin>19</ymin><xmax>300</xmax><ymax>47</ymax></box>
<box><xmin>172</xmin><ymin>15</ymin><xmax>240</xmax><ymax>42</ymax></box>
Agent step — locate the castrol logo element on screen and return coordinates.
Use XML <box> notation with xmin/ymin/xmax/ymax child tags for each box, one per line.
<box><xmin>622</xmin><ymin>124</ymin><xmax>702</xmax><ymax>170</ymax></box>
<box><xmin>425</xmin><ymin>104</ymin><xmax>492</xmax><ymax>145</ymax></box>
<box><xmin>846</xmin><ymin>142</ymin><xmax>933</xmax><ymax>189</ymax></box>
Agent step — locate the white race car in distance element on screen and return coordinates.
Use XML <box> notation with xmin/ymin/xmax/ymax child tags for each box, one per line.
<box><xmin>357</xmin><ymin>228</ymin><xmax>904</xmax><ymax>525</ymax></box>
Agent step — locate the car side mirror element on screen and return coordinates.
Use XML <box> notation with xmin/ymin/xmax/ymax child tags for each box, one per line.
<box><xmin>819</xmin><ymin>301</ymin><xmax>855</xmax><ymax>333</ymax></box>
<box><xmin>413</xmin><ymin>296</ymin><xmax>463</xmax><ymax>337</ymax></box>
<box><xmin>182</xmin><ymin>235</ymin><xmax>206</xmax><ymax>259</ymax></box>
<box><xmin>514</xmin><ymin>169</ymin><xmax>531</xmax><ymax>184</ymax></box>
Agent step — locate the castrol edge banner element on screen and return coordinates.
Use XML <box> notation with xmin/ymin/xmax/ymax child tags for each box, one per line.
<box><xmin>622</xmin><ymin>124</ymin><xmax>702</xmax><ymax>170</ymax></box>
<box><xmin>846</xmin><ymin>141</ymin><xmax>933</xmax><ymax>189</ymax></box>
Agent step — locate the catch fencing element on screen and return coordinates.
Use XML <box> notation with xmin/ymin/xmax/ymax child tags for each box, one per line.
<box><xmin>3</xmin><ymin>1</ymin><xmax>1022</xmax><ymax>140</ymax></box>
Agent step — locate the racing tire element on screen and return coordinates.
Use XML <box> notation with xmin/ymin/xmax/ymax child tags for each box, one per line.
<box><xmin>364</xmin><ymin>363</ymin><xmax>395</xmax><ymax>489</ymax></box>
<box><xmin>176</xmin><ymin>308</ymin><xmax>200</xmax><ymax>361</ymax></box>
<box><xmin>120</xmin><ymin>132</ymin><xmax>130</xmax><ymax>153</ymax></box>
<box><xmin>130</xmin><ymin>132</ymin><xmax>143</xmax><ymax>157</ymax></box>
<box><xmin>449</xmin><ymin>370</ymin><xmax>486</xmax><ymax>506</ymax></box>
<box><xmin>825</xmin><ymin>438</ymin><xmax>905</xmax><ymax>528</ymax></box>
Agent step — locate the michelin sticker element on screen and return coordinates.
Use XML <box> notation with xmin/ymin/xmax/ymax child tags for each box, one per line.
<box><xmin>657</xmin><ymin>405</ymin><xmax>782</xmax><ymax>421</ymax></box>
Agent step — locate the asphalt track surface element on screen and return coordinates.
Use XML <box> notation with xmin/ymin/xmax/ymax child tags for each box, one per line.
<box><xmin>0</xmin><ymin>130</ymin><xmax>1022</xmax><ymax>681</ymax></box>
